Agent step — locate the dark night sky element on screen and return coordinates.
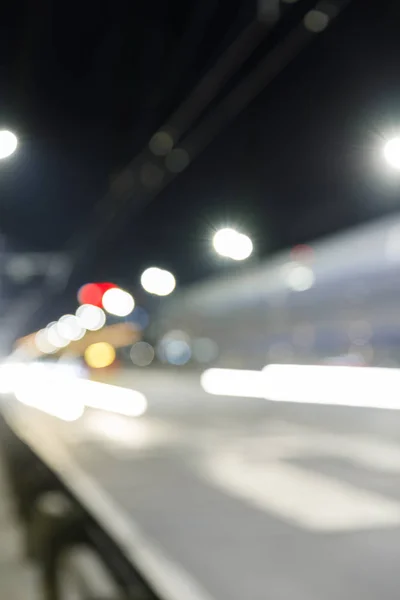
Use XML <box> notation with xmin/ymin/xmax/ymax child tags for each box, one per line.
<box><xmin>1</xmin><ymin>0</ymin><xmax>400</xmax><ymax>331</ymax></box>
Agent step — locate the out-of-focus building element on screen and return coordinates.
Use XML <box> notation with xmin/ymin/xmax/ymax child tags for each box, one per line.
<box><xmin>153</xmin><ymin>213</ymin><xmax>400</xmax><ymax>370</ymax></box>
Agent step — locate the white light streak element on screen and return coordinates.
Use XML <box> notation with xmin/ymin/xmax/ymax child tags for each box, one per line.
<box><xmin>0</xmin><ymin>362</ymin><xmax>27</xmax><ymax>393</ymax></box>
<box><xmin>263</xmin><ymin>364</ymin><xmax>400</xmax><ymax>409</ymax></box>
<box><xmin>78</xmin><ymin>380</ymin><xmax>148</xmax><ymax>416</ymax></box>
<box><xmin>201</xmin><ymin>365</ymin><xmax>400</xmax><ymax>410</ymax></box>
<box><xmin>200</xmin><ymin>368</ymin><xmax>265</xmax><ymax>398</ymax></box>
<box><xmin>6</xmin><ymin>363</ymin><xmax>147</xmax><ymax>420</ymax></box>
<box><xmin>14</xmin><ymin>364</ymin><xmax>84</xmax><ymax>421</ymax></box>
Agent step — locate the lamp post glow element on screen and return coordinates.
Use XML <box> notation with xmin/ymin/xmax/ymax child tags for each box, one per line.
<box><xmin>384</xmin><ymin>137</ymin><xmax>400</xmax><ymax>170</ymax></box>
<box><xmin>213</xmin><ymin>228</ymin><xmax>253</xmax><ymax>260</ymax></box>
<box><xmin>140</xmin><ymin>267</ymin><xmax>176</xmax><ymax>296</ymax></box>
<box><xmin>102</xmin><ymin>288</ymin><xmax>134</xmax><ymax>317</ymax></box>
<box><xmin>0</xmin><ymin>130</ymin><xmax>18</xmax><ymax>159</ymax></box>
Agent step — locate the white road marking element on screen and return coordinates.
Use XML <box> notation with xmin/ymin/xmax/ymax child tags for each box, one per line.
<box><xmin>224</xmin><ymin>420</ymin><xmax>400</xmax><ymax>473</ymax></box>
<box><xmin>244</xmin><ymin>433</ymin><xmax>400</xmax><ymax>473</ymax></box>
<box><xmin>66</xmin><ymin>413</ymin><xmax>182</xmax><ymax>457</ymax></box>
<box><xmin>11</xmin><ymin>398</ymin><xmax>400</xmax><ymax>538</ymax></box>
<box><xmin>61</xmin><ymin>411</ymin><xmax>400</xmax><ymax>534</ymax></box>
<box><xmin>202</xmin><ymin>452</ymin><xmax>400</xmax><ymax>531</ymax></box>
<box><xmin>334</xmin><ymin>437</ymin><xmax>400</xmax><ymax>473</ymax></box>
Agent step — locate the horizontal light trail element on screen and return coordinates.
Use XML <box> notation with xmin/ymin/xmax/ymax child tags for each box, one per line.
<box><xmin>201</xmin><ymin>365</ymin><xmax>400</xmax><ymax>410</ymax></box>
<box><xmin>200</xmin><ymin>368</ymin><xmax>265</xmax><ymax>398</ymax></box>
<box><xmin>1</xmin><ymin>361</ymin><xmax>147</xmax><ymax>420</ymax></box>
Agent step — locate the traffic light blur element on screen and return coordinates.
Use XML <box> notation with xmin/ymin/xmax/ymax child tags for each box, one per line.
<box><xmin>77</xmin><ymin>283</ymin><xmax>117</xmax><ymax>307</ymax></box>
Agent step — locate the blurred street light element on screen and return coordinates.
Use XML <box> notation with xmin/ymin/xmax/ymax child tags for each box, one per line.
<box><xmin>57</xmin><ymin>314</ymin><xmax>85</xmax><ymax>341</ymax></box>
<box><xmin>384</xmin><ymin>137</ymin><xmax>400</xmax><ymax>169</ymax></box>
<box><xmin>130</xmin><ymin>341</ymin><xmax>155</xmax><ymax>367</ymax></box>
<box><xmin>84</xmin><ymin>342</ymin><xmax>116</xmax><ymax>369</ymax></box>
<box><xmin>78</xmin><ymin>282</ymin><xmax>116</xmax><ymax>307</ymax></box>
<box><xmin>35</xmin><ymin>329</ymin><xmax>57</xmax><ymax>354</ymax></box>
<box><xmin>102</xmin><ymin>287</ymin><xmax>134</xmax><ymax>317</ymax></box>
<box><xmin>283</xmin><ymin>263</ymin><xmax>315</xmax><ymax>292</ymax></box>
<box><xmin>0</xmin><ymin>130</ymin><xmax>18</xmax><ymax>159</ymax></box>
<box><xmin>46</xmin><ymin>323</ymin><xmax>69</xmax><ymax>349</ymax></box>
<box><xmin>76</xmin><ymin>304</ymin><xmax>106</xmax><ymax>331</ymax></box>
<box><xmin>140</xmin><ymin>267</ymin><xmax>176</xmax><ymax>296</ymax></box>
<box><xmin>213</xmin><ymin>228</ymin><xmax>253</xmax><ymax>260</ymax></box>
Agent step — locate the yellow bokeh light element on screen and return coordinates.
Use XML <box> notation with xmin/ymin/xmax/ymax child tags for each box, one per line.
<box><xmin>84</xmin><ymin>342</ymin><xmax>116</xmax><ymax>369</ymax></box>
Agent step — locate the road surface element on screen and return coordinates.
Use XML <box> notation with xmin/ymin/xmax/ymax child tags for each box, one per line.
<box><xmin>6</xmin><ymin>369</ymin><xmax>400</xmax><ymax>600</ymax></box>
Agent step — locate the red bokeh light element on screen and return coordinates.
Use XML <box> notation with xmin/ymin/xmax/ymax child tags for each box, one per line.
<box><xmin>290</xmin><ymin>244</ymin><xmax>314</xmax><ymax>262</ymax></box>
<box><xmin>78</xmin><ymin>282</ymin><xmax>117</xmax><ymax>307</ymax></box>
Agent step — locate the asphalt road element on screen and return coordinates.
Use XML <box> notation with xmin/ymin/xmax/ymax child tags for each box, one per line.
<box><xmin>7</xmin><ymin>369</ymin><xmax>400</xmax><ymax>600</ymax></box>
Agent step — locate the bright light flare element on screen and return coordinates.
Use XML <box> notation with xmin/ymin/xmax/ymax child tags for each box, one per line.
<box><xmin>0</xmin><ymin>362</ymin><xmax>27</xmax><ymax>394</ymax></box>
<box><xmin>262</xmin><ymin>364</ymin><xmax>400</xmax><ymax>409</ymax></box>
<box><xmin>384</xmin><ymin>137</ymin><xmax>400</xmax><ymax>169</ymax></box>
<box><xmin>212</xmin><ymin>228</ymin><xmax>253</xmax><ymax>260</ymax></box>
<box><xmin>213</xmin><ymin>228</ymin><xmax>238</xmax><ymax>257</ymax></box>
<box><xmin>140</xmin><ymin>267</ymin><xmax>176</xmax><ymax>296</ymax></box>
<box><xmin>15</xmin><ymin>383</ymin><xmax>84</xmax><ymax>421</ymax></box>
<box><xmin>102</xmin><ymin>288</ymin><xmax>134</xmax><ymax>316</ymax></box>
<box><xmin>14</xmin><ymin>364</ymin><xmax>84</xmax><ymax>421</ymax></box>
<box><xmin>6</xmin><ymin>363</ymin><xmax>146</xmax><ymax>419</ymax></box>
<box><xmin>76</xmin><ymin>304</ymin><xmax>106</xmax><ymax>331</ymax></box>
<box><xmin>0</xmin><ymin>130</ymin><xmax>18</xmax><ymax>159</ymax></box>
<box><xmin>230</xmin><ymin>234</ymin><xmax>253</xmax><ymax>260</ymax></box>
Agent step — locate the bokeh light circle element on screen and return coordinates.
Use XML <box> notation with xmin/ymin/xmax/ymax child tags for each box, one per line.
<box><xmin>46</xmin><ymin>323</ymin><xmax>69</xmax><ymax>348</ymax></box>
<box><xmin>57</xmin><ymin>315</ymin><xmax>85</xmax><ymax>341</ymax></box>
<box><xmin>76</xmin><ymin>305</ymin><xmax>106</xmax><ymax>331</ymax></box>
<box><xmin>84</xmin><ymin>342</ymin><xmax>116</xmax><ymax>369</ymax></box>
<box><xmin>213</xmin><ymin>228</ymin><xmax>253</xmax><ymax>260</ymax></box>
<box><xmin>78</xmin><ymin>283</ymin><xmax>103</xmax><ymax>307</ymax></box>
<box><xmin>35</xmin><ymin>329</ymin><xmax>57</xmax><ymax>354</ymax></box>
<box><xmin>102</xmin><ymin>288</ymin><xmax>134</xmax><ymax>317</ymax></box>
<box><xmin>0</xmin><ymin>130</ymin><xmax>18</xmax><ymax>159</ymax></box>
<box><xmin>140</xmin><ymin>267</ymin><xmax>176</xmax><ymax>296</ymax></box>
<box><xmin>130</xmin><ymin>342</ymin><xmax>155</xmax><ymax>367</ymax></box>
<box><xmin>384</xmin><ymin>138</ymin><xmax>400</xmax><ymax>170</ymax></box>
<box><xmin>78</xmin><ymin>283</ymin><xmax>117</xmax><ymax>307</ymax></box>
